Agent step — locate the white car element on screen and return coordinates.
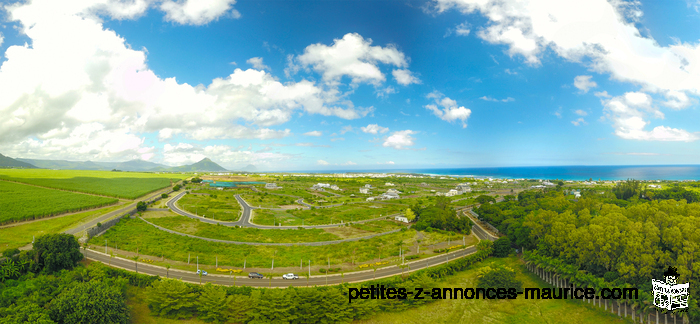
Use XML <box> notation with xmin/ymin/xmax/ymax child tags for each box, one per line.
<box><xmin>282</xmin><ymin>273</ymin><xmax>299</xmax><ymax>280</ymax></box>
<box><xmin>196</xmin><ymin>269</ymin><xmax>208</xmax><ymax>276</ymax></box>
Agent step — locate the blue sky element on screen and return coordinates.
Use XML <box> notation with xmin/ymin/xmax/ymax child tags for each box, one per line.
<box><xmin>1</xmin><ymin>0</ymin><xmax>700</xmax><ymax>171</ymax></box>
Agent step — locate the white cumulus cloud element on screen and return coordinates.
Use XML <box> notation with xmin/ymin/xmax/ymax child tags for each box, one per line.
<box><xmin>303</xmin><ymin>130</ymin><xmax>322</xmax><ymax>136</ymax></box>
<box><xmin>383</xmin><ymin>130</ymin><xmax>417</xmax><ymax>149</ymax></box>
<box><xmin>361</xmin><ymin>124</ymin><xmax>389</xmax><ymax>134</ymax></box>
<box><xmin>574</xmin><ymin>75</ymin><xmax>597</xmax><ymax>93</ymax></box>
<box><xmin>425</xmin><ymin>91</ymin><xmax>472</xmax><ymax>128</ymax></box>
<box><xmin>160</xmin><ymin>0</ymin><xmax>240</xmax><ymax>25</ymax></box>
<box><xmin>246</xmin><ymin>57</ymin><xmax>270</xmax><ymax>70</ymax></box>
<box><xmin>317</xmin><ymin>159</ymin><xmax>330</xmax><ymax>165</ymax></box>
<box><xmin>392</xmin><ymin>69</ymin><xmax>421</xmax><ymax>85</ymax></box>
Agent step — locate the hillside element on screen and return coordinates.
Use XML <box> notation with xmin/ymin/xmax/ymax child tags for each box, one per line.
<box><xmin>159</xmin><ymin>158</ymin><xmax>227</xmax><ymax>172</ymax></box>
<box><xmin>0</xmin><ymin>154</ymin><xmax>37</xmax><ymax>168</ymax></box>
<box><xmin>116</xmin><ymin>159</ymin><xmax>167</xmax><ymax>172</ymax></box>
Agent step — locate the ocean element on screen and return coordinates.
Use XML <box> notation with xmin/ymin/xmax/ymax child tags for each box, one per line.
<box><xmin>298</xmin><ymin>165</ymin><xmax>700</xmax><ymax>181</ymax></box>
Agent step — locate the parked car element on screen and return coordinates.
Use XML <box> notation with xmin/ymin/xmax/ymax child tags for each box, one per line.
<box><xmin>282</xmin><ymin>273</ymin><xmax>299</xmax><ymax>280</ymax></box>
<box><xmin>196</xmin><ymin>269</ymin><xmax>208</xmax><ymax>276</ymax></box>
<box><xmin>248</xmin><ymin>272</ymin><xmax>264</xmax><ymax>279</ymax></box>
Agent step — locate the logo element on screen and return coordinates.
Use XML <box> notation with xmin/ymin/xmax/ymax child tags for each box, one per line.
<box><xmin>652</xmin><ymin>266</ymin><xmax>689</xmax><ymax>311</ymax></box>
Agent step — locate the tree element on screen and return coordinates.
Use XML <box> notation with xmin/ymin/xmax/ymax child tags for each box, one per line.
<box><xmin>33</xmin><ymin>234</ymin><xmax>82</xmax><ymax>273</ymax></box>
<box><xmin>3</xmin><ymin>303</ymin><xmax>55</xmax><ymax>324</ymax></box>
<box><xmin>161</xmin><ymin>193</ymin><xmax>168</xmax><ymax>199</ymax></box>
<box><xmin>405</xmin><ymin>208</ymin><xmax>416</xmax><ymax>222</ymax></box>
<box><xmin>49</xmin><ymin>281</ymin><xmax>129</xmax><ymax>324</ymax></box>
<box><xmin>197</xmin><ymin>283</ymin><xmax>251</xmax><ymax>324</ymax></box>
<box><xmin>173</xmin><ymin>185</ymin><xmax>181</xmax><ymax>191</ymax></box>
<box><xmin>146</xmin><ymin>279</ymin><xmax>198</xmax><ymax>319</ymax></box>
<box><xmin>476</xmin><ymin>195</ymin><xmax>496</xmax><ymax>204</ymax></box>
<box><xmin>136</xmin><ymin>201</ymin><xmax>147</xmax><ymax>212</ymax></box>
<box><xmin>476</xmin><ymin>265</ymin><xmax>523</xmax><ymax>292</ymax></box>
<box><xmin>492</xmin><ymin>237</ymin><xmax>512</xmax><ymax>257</ymax></box>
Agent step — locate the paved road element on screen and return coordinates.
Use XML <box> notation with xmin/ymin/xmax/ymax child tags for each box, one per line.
<box><xmin>83</xmin><ymin>224</ymin><xmax>488</xmax><ymax>287</ymax></box>
<box><xmin>168</xmin><ymin>192</ymin><xmax>400</xmax><ymax>229</ymax></box>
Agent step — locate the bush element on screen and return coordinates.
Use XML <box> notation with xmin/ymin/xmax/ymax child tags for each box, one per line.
<box><xmin>476</xmin><ymin>265</ymin><xmax>523</xmax><ymax>292</ymax></box>
<box><xmin>2</xmin><ymin>248</ymin><xmax>20</xmax><ymax>258</ymax></box>
<box><xmin>49</xmin><ymin>281</ymin><xmax>129</xmax><ymax>324</ymax></box>
<box><xmin>161</xmin><ymin>193</ymin><xmax>168</xmax><ymax>199</ymax></box>
<box><xmin>492</xmin><ymin>237</ymin><xmax>512</xmax><ymax>257</ymax></box>
<box><xmin>173</xmin><ymin>185</ymin><xmax>181</xmax><ymax>191</ymax></box>
<box><xmin>34</xmin><ymin>233</ymin><xmax>83</xmax><ymax>273</ymax></box>
<box><xmin>136</xmin><ymin>201</ymin><xmax>147</xmax><ymax>212</ymax></box>
<box><xmin>319</xmin><ymin>267</ymin><xmax>342</xmax><ymax>273</ymax></box>
<box><xmin>405</xmin><ymin>255</ymin><xmax>420</xmax><ymax>260</ymax></box>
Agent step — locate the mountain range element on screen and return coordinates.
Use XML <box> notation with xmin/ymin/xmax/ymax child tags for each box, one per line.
<box><xmin>3</xmin><ymin>155</ymin><xmax>230</xmax><ymax>172</ymax></box>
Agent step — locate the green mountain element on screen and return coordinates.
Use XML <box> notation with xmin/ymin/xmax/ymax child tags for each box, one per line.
<box><xmin>0</xmin><ymin>154</ymin><xmax>37</xmax><ymax>168</ymax></box>
<box><xmin>159</xmin><ymin>158</ymin><xmax>227</xmax><ymax>172</ymax></box>
<box><xmin>115</xmin><ymin>159</ymin><xmax>167</xmax><ymax>172</ymax></box>
<box><xmin>17</xmin><ymin>158</ymin><xmax>111</xmax><ymax>170</ymax></box>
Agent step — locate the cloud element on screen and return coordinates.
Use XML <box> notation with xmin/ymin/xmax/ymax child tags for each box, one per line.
<box><xmin>339</xmin><ymin>125</ymin><xmax>353</xmax><ymax>134</ymax></box>
<box><xmin>361</xmin><ymin>124</ymin><xmax>389</xmax><ymax>134</ymax></box>
<box><xmin>246</xmin><ymin>57</ymin><xmax>270</xmax><ymax>70</ymax></box>
<box><xmin>375</xmin><ymin>86</ymin><xmax>396</xmax><ymax>98</ymax></box>
<box><xmin>289</xmin><ymin>33</ymin><xmax>411</xmax><ymax>86</ymax></box>
<box><xmin>504</xmin><ymin>68</ymin><xmax>517</xmax><ymax>75</ymax></box>
<box><xmin>425</xmin><ymin>91</ymin><xmax>471</xmax><ymax>128</ymax></box>
<box><xmin>330</xmin><ymin>137</ymin><xmax>345</xmax><ymax>142</ymax></box>
<box><xmin>160</xmin><ymin>0</ymin><xmax>240</xmax><ymax>25</ymax></box>
<box><xmin>571</xmin><ymin>118</ymin><xmax>587</xmax><ymax>126</ymax></box>
<box><xmin>594</xmin><ymin>91</ymin><xmax>611</xmax><ymax>98</ymax></box>
<box><xmin>455</xmin><ymin>22</ymin><xmax>470</xmax><ymax>36</ymax></box>
<box><xmin>317</xmin><ymin>160</ymin><xmax>330</xmax><ymax>165</ymax></box>
<box><xmin>602</xmin><ymin>92</ymin><xmax>699</xmax><ymax>141</ymax></box>
<box><xmin>160</xmin><ymin>143</ymin><xmax>292</xmax><ymax>168</ymax></box>
<box><xmin>341</xmin><ymin>161</ymin><xmax>357</xmax><ymax>165</ymax></box>
<box><xmin>574</xmin><ymin>109</ymin><xmax>588</xmax><ymax>116</ymax></box>
<box><xmin>303</xmin><ymin>130</ymin><xmax>322</xmax><ymax>136</ymax></box>
<box><xmin>0</xmin><ymin>2</ymin><xmax>371</xmax><ymax>162</ymax></box>
<box><xmin>479</xmin><ymin>96</ymin><xmax>515</xmax><ymax>102</ymax></box>
<box><xmin>383</xmin><ymin>130</ymin><xmax>417</xmax><ymax>149</ymax></box>
<box><xmin>574</xmin><ymin>75</ymin><xmax>597</xmax><ymax>93</ymax></box>
<box><xmin>392</xmin><ymin>69</ymin><xmax>421</xmax><ymax>85</ymax></box>
<box><xmin>432</xmin><ymin>0</ymin><xmax>700</xmax><ymax>112</ymax></box>
<box><xmin>554</xmin><ymin>107</ymin><xmax>563</xmax><ymax>118</ymax></box>
<box><xmin>378</xmin><ymin>161</ymin><xmax>395</xmax><ymax>165</ymax></box>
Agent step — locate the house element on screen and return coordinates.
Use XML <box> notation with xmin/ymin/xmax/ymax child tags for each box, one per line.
<box><xmin>359</xmin><ymin>188</ymin><xmax>370</xmax><ymax>194</ymax></box>
<box><xmin>386</xmin><ymin>188</ymin><xmax>401</xmax><ymax>194</ymax></box>
<box><xmin>265</xmin><ymin>183</ymin><xmax>280</xmax><ymax>189</ymax></box>
<box><xmin>456</xmin><ymin>184</ymin><xmax>471</xmax><ymax>193</ymax></box>
<box><xmin>385</xmin><ymin>182</ymin><xmax>395</xmax><ymax>186</ymax></box>
<box><xmin>445</xmin><ymin>189</ymin><xmax>459</xmax><ymax>197</ymax></box>
<box><xmin>394</xmin><ymin>215</ymin><xmax>409</xmax><ymax>223</ymax></box>
<box><xmin>366</xmin><ymin>197</ymin><xmax>375</xmax><ymax>201</ymax></box>
<box><xmin>330</xmin><ymin>185</ymin><xmax>340</xmax><ymax>190</ymax></box>
<box><xmin>381</xmin><ymin>192</ymin><xmax>400</xmax><ymax>200</ymax></box>
<box><xmin>648</xmin><ymin>185</ymin><xmax>661</xmax><ymax>189</ymax></box>
<box><xmin>364</xmin><ymin>184</ymin><xmax>373</xmax><ymax>189</ymax></box>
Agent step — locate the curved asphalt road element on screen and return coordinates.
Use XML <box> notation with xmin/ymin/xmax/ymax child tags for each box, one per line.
<box><xmin>83</xmin><ymin>224</ymin><xmax>487</xmax><ymax>287</ymax></box>
<box><xmin>167</xmin><ymin>191</ymin><xmax>400</xmax><ymax>229</ymax></box>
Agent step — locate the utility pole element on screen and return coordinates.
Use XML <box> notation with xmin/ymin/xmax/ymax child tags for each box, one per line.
<box><xmin>197</xmin><ymin>256</ymin><xmax>199</xmax><ymax>270</ymax></box>
<box><xmin>188</xmin><ymin>252</ymin><xmax>190</xmax><ymax>264</ymax></box>
<box><xmin>244</xmin><ymin>258</ymin><xmax>246</xmax><ymax>269</ymax></box>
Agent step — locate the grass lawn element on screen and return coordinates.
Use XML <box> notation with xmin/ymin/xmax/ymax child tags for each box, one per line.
<box><xmin>99</xmin><ymin>217</ymin><xmax>466</xmax><ymax>271</ymax></box>
<box><xmin>0</xmin><ymin>203</ymin><xmax>127</xmax><ymax>250</ymax></box>
<box><xmin>356</xmin><ymin>256</ymin><xmax>629</xmax><ymax>324</ymax></box>
<box><xmin>177</xmin><ymin>192</ymin><xmax>241</xmax><ymax>221</ymax></box>
<box><xmin>252</xmin><ymin>204</ymin><xmax>406</xmax><ymax>226</ymax></box>
<box><xmin>0</xmin><ymin>180</ymin><xmax>118</xmax><ymax>224</ymax></box>
<box><xmin>240</xmin><ymin>192</ymin><xmax>297</xmax><ymax>208</ymax></box>
<box><xmin>0</xmin><ymin>169</ymin><xmax>186</xmax><ymax>199</ymax></box>
<box><xmin>145</xmin><ymin>213</ymin><xmax>343</xmax><ymax>242</ymax></box>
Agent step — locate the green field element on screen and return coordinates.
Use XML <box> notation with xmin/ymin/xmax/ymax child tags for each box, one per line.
<box><xmin>145</xmin><ymin>214</ymin><xmax>343</xmax><ymax>242</ymax></box>
<box><xmin>240</xmin><ymin>192</ymin><xmax>298</xmax><ymax>208</ymax></box>
<box><xmin>0</xmin><ymin>169</ymin><xmax>186</xmax><ymax>199</ymax></box>
<box><xmin>0</xmin><ymin>203</ymin><xmax>127</xmax><ymax>250</ymax></box>
<box><xmin>177</xmin><ymin>193</ymin><xmax>241</xmax><ymax>221</ymax></box>
<box><xmin>99</xmin><ymin>217</ymin><xmax>463</xmax><ymax>271</ymax></box>
<box><xmin>252</xmin><ymin>203</ymin><xmax>406</xmax><ymax>225</ymax></box>
<box><xmin>357</xmin><ymin>256</ymin><xmax>628</xmax><ymax>324</ymax></box>
<box><xmin>0</xmin><ymin>181</ymin><xmax>119</xmax><ymax>224</ymax></box>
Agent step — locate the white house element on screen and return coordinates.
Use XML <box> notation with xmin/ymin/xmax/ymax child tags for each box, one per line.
<box><xmin>330</xmin><ymin>185</ymin><xmax>340</xmax><ymax>190</ymax></box>
<box><xmin>381</xmin><ymin>192</ymin><xmax>400</xmax><ymax>200</ymax></box>
<box><xmin>364</xmin><ymin>184</ymin><xmax>373</xmax><ymax>189</ymax></box>
<box><xmin>385</xmin><ymin>182</ymin><xmax>395</xmax><ymax>186</ymax></box>
<box><xmin>445</xmin><ymin>189</ymin><xmax>460</xmax><ymax>197</ymax></box>
<box><xmin>366</xmin><ymin>197</ymin><xmax>375</xmax><ymax>201</ymax></box>
<box><xmin>395</xmin><ymin>215</ymin><xmax>409</xmax><ymax>223</ymax></box>
<box><xmin>359</xmin><ymin>188</ymin><xmax>370</xmax><ymax>194</ymax></box>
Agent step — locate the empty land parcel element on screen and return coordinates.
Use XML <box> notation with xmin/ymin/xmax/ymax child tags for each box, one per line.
<box><xmin>0</xmin><ymin>169</ymin><xmax>187</xmax><ymax>199</ymax></box>
<box><xmin>0</xmin><ymin>181</ymin><xmax>118</xmax><ymax>224</ymax></box>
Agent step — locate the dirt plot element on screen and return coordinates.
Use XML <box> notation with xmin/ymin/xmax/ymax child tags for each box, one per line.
<box><xmin>279</xmin><ymin>204</ymin><xmax>305</xmax><ymax>210</ymax></box>
<box><xmin>322</xmin><ymin>226</ymin><xmax>378</xmax><ymax>239</ymax></box>
<box><xmin>141</xmin><ymin>210</ymin><xmax>179</xmax><ymax>219</ymax></box>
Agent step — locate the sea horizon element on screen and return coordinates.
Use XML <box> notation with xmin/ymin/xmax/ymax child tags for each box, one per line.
<box><xmin>279</xmin><ymin>164</ymin><xmax>700</xmax><ymax>181</ymax></box>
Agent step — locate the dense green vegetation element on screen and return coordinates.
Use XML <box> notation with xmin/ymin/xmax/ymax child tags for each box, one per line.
<box><xmin>474</xmin><ymin>184</ymin><xmax>700</xmax><ymax>322</ymax></box>
<box><xmin>0</xmin><ymin>169</ymin><xmax>185</xmax><ymax>199</ymax></box>
<box><xmin>177</xmin><ymin>193</ymin><xmax>241</xmax><ymax>221</ymax></box>
<box><xmin>146</xmin><ymin>215</ymin><xmax>343</xmax><ymax>242</ymax></box>
<box><xmin>0</xmin><ymin>181</ymin><xmax>118</xmax><ymax>224</ymax></box>
<box><xmin>410</xmin><ymin>197</ymin><xmax>472</xmax><ymax>234</ymax></box>
<box><xmin>240</xmin><ymin>192</ymin><xmax>298</xmax><ymax>208</ymax></box>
